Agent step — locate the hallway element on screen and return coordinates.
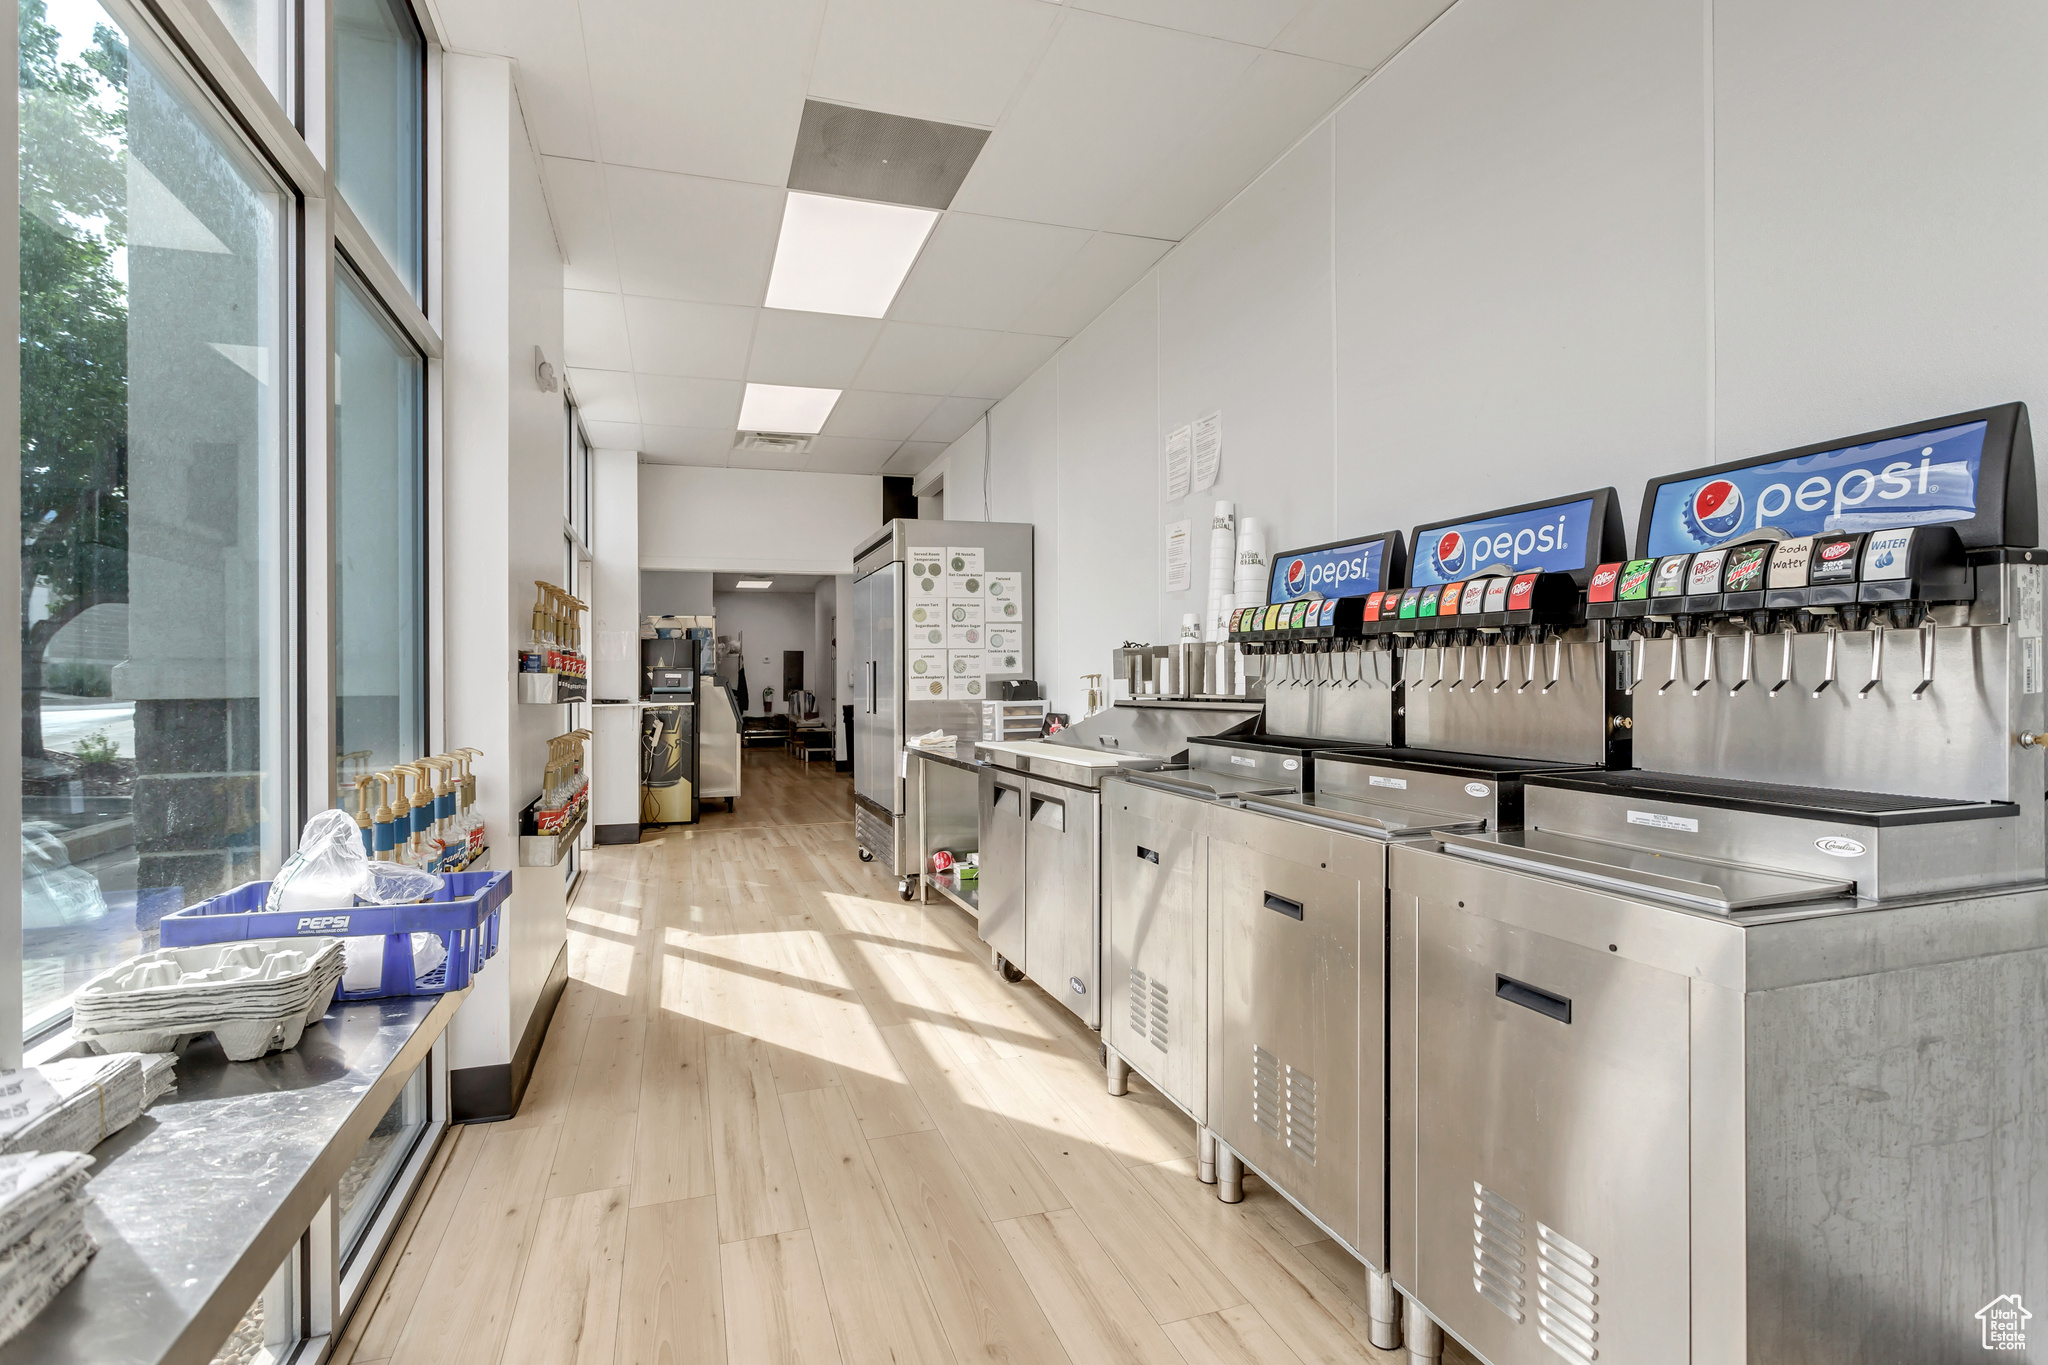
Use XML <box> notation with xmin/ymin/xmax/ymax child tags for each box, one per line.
<box><xmin>331</xmin><ymin>750</ymin><xmax>1455</xmax><ymax>1365</ymax></box>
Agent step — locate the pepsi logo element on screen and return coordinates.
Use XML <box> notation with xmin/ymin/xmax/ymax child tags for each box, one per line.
<box><xmin>1432</xmin><ymin>530</ymin><xmax>1467</xmax><ymax>577</ymax></box>
<box><xmin>1821</xmin><ymin>541</ymin><xmax>1854</xmax><ymax>560</ymax></box>
<box><xmin>1684</xmin><ymin>479</ymin><xmax>1746</xmax><ymax>542</ymax></box>
<box><xmin>1285</xmin><ymin>559</ymin><xmax>1308</xmax><ymax>594</ymax></box>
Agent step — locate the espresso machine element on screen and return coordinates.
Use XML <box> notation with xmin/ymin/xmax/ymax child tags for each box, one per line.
<box><xmin>1387</xmin><ymin>403</ymin><xmax>2048</xmax><ymax>1365</ymax></box>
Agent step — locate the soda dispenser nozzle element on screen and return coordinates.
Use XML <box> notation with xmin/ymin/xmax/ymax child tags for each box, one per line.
<box><xmin>1729</xmin><ymin>624</ymin><xmax>1755</xmax><ymax>696</ymax></box>
<box><xmin>1812</xmin><ymin>620</ymin><xmax>1840</xmax><ymax>698</ymax></box>
<box><xmin>1623</xmin><ymin>633</ymin><xmax>1646</xmax><ymax>696</ymax></box>
<box><xmin>1658</xmin><ymin>621</ymin><xmax>1686</xmax><ymax>695</ymax></box>
<box><xmin>1859</xmin><ymin>622</ymin><xmax>1886</xmax><ymax>699</ymax></box>
<box><xmin>1914</xmin><ymin>620</ymin><xmax>1938</xmax><ymax>700</ymax></box>
<box><xmin>1691</xmin><ymin>627</ymin><xmax>1718</xmax><ymax>696</ymax></box>
<box><xmin>1543</xmin><ymin>632</ymin><xmax>1564</xmax><ymax>694</ymax></box>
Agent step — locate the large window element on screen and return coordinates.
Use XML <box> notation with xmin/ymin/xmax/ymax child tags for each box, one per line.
<box><xmin>333</xmin><ymin>0</ymin><xmax>422</xmax><ymax>296</ymax></box>
<box><xmin>201</xmin><ymin>0</ymin><xmax>287</xmax><ymax>100</ymax></box>
<box><xmin>20</xmin><ymin>0</ymin><xmax>289</xmax><ymax>1035</ymax></box>
<box><xmin>334</xmin><ymin>265</ymin><xmax>425</xmax><ymax>808</ymax></box>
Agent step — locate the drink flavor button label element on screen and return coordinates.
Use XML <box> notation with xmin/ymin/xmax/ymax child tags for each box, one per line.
<box><xmin>1688</xmin><ymin>549</ymin><xmax>1729</xmax><ymax>595</ymax></box>
<box><xmin>1587</xmin><ymin>562</ymin><xmax>1623</xmax><ymax>603</ymax></box>
<box><xmin>1767</xmin><ymin>536</ymin><xmax>1815</xmax><ymax>588</ymax></box>
<box><xmin>1617</xmin><ymin>559</ymin><xmax>1655</xmax><ymax>600</ymax></box>
<box><xmin>1721</xmin><ymin>544</ymin><xmax>1771</xmax><ymax>592</ymax></box>
<box><xmin>1652</xmin><ymin>555</ymin><xmax>1692</xmax><ymax>596</ymax></box>
<box><xmin>1484</xmin><ymin>578</ymin><xmax>1512</xmax><ymax>612</ymax></box>
<box><xmin>1861</xmin><ymin>528</ymin><xmax>1917</xmax><ymax>581</ymax></box>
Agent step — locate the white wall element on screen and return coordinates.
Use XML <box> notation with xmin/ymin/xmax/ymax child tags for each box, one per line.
<box><xmin>714</xmin><ymin>590</ymin><xmax>820</xmax><ymax>714</ymax></box>
<box><xmin>976</xmin><ymin>0</ymin><xmax>2048</xmax><ymax>717</ymax></box>
<box><xmin>590</xmin><ymin>449</ymin><xmax>640</xmax><ymax>829</ymax></box>
<box><xmin>441</xmin><ymin>53</ymin><xmax>569</xmax><ymax>1088</ymax></box>
<box><xmin>640</xmin><ymin>466</ymin><xmax>884</xmax><ymax>574</ymax></box>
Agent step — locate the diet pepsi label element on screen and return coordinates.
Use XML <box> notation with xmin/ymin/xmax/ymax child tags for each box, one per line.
<box><xmin>1413</xmin><ymin>497</ymin><xmax>1596</xmax><ymax>586</ymax></box>
<box><xmin>1644</xmin><ymin>418</ymin><xmax>1987</xmax><ymax>556</ymax></box>
<box><xmin>1269</xmin><ymin>537</ymin><xmax>1389</xmax><ymax>602</ymax></box>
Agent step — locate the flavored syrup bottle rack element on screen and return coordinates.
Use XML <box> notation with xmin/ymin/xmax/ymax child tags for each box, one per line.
<box><xmin>519</xmin><ymin>581</ymin><xmax>589</xmax><ymax>703</ymax></box>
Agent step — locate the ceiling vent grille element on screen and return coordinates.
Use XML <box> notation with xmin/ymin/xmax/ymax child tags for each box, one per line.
<box><xmin>734</xmin><ymin>431</ymin><xmax>815</xmax><ymax>454</ymax></box>
<box><xmin>788</xmin><ymin>100</ymin><xmax>990</xmax><ymax>210</ymax></box>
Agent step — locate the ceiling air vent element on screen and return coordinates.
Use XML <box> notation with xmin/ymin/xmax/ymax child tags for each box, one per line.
<box><xmin>734</xmin><ymin>431</ymin><xmax>815</xmax><ymax>455</ymax></box>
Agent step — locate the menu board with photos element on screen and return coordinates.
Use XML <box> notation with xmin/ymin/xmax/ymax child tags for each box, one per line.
<box><xmin>946</xmin><ymin>546</ymin><xmax>985</xmax><ymax>574</ymax></box>
<box><xmin>946</xmin><ymin>572</ymin><xmax>985</xmax><ymax>598</ymax></box>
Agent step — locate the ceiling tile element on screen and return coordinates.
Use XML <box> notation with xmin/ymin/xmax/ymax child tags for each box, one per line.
<box><xmin>1071</xmin><ymin>0</ymin><xmax>1310</xmax><ymax>47</ymax></box>
<box><xmin>624</xmin><ymin>296</ymin><xmax>757</xmax><ymax>379</ymax></box>
<box><xmin>639</xmin><ymin>424</ymin><xmax>737</xmax><ymax>464</ymax></box>
<box><xmin>564</xmin><ymin>289</ymin><xmax>631</xmax><ymax>371</ymax></box>
<box><xmin>1272</xmin><ymin>0</ymin><xmax>1453</xmax><ymax>70</ymax></box>
<box><xmin>1101</xmin><ymin>49</ymin><xmax>1363</xmax><ymax>239</ymax></box>
<box><xmin>806</xmin><ymin>435</ymin><xmax>903</xmax><ymax>474</ymax></box>
<box><xmin>729</xmin><ymin>444</ymin><xmax>821</xmax><ymax>471</ymax></box>
<box><xmin>947</xmin><ymin>11</ymin><xmax>1259</xmax><ymax>230</ymax></box>
<box><xmin>888</xmin><ymin>212</ymin><xmax>1091</xmax><ymax>331</ymax></box>
<box><xmin>910</xmin><ymin>395</ymin><xmax>994</xmax><ymax>445</ymax></box>
<box><xmin>635</xmin><ymin>374</ymin><xmax>744</xmax><ymax>428</ymax></box>
<box><xmin>435</xmin><ymin>0</ymin><xmax>598</xmax><ymax>159</ymax></box>
<box><xmin>822</xmin><ymin>389</ymin><xmax>944</xmax><ymax>441</ymax></box>
<box><xmin>606</xmin><ymin>165</ymin><xmax>784</xmax><ymax>305</ymax></box>
<box><xmin>565</xmin><ymin>366</ymin><xmax>639</xmax><ymax>423</ymax></box>
<box><xmin>808</xmin><ymin>0</ymin><xmax>1061</xmax><ymax>129</ymax></box>
<box><xmin>541</xmin><ymin>157</ymin><xmax>618</xmax><ymax>293</ymax></box>
<box><xmin>747</xmin><ymin>310</ymin><xmax>885</xmax><ymax>387</ymax></box>
<box><xmin>857</xmin><ymin>321</ymin><xmax>999</xmax><ymax>393</ymax></box>
<box><xmin>951</xmin><ymin>330</ymin><xmax>1064</xmax><ymax>399</ymax></box>
<box><xmin>1008</xmin><ymin>230</ymin><xmax>1171</xmax><ymax>336</ymax></box>
<box><xmin>581</xmin><ymin>419</ymin><xmax>643</xmax><ymax>450</ymax></box>
<box><xmin>887</xmin><ymin>440</ymin><xmax>950</xmax><ymax>475</ymax></box>
<box><xmin>579</xmin><ymin>0</ymin><xmax>825</xmax><ymax>183</ymax></box>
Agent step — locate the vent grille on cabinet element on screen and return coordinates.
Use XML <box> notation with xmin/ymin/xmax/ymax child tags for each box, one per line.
<box><xmin>1284</xmin><ymin>1066</ymin><xmax>1316</xmax><ymax>1162</ymax></box>
<box><xmin>1252</xmin><ymin>1046</ymin><xmax>1282</xmax><ymax>1135</ymax></box>
<box><xmin>1146</xmin><ymin>975</ymin><xmax>1169</xmax><ymax>1051</ymax></box>
<box><xmin>1471</xmin><ymin>1183</ymin><xmax>1528</xmax><ymax>1324</ymax></box>
<box><xmin>1536</xmin><ymin>1222</ymin><xmax>1600</xmax><ymax>1362</ymax></box>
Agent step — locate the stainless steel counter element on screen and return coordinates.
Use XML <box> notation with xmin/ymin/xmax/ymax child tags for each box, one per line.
<box><xmin>0</xmin><ymin>990</ymin><xmax>461</xmax><ymax>1365</ymax></box>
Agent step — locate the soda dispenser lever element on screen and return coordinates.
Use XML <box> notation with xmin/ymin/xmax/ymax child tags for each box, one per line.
<box><xmin>1768</xmin><ymin>625</ymin><xmax>1796</xmax><ymax>698</ymax></box>
<box><xmin>1690</xmin><ymin>630</ymin><xmax>1717</xmax><ymax>696</ymax></box>
<box><xmin>1859</xmin><ymin>624</ymin><xmax>1885</xmax><ymax>699</ymax></box>
<box><xmin>1729</xmin><ymin>626</ymin><xmax>1755</xmax><ymax>696</ymax></box>
<box><xmin>1543</xmin><ymin>633</ymin><xmax>1564</xmax><ymax>694</ymax></box>
<box><xmin>1623</xmin><ymin>635</ymin><xmax>1645</xmax><ymax>696</ymax></box>
<box><xmin>1812</xmin><ymin>623</ymin><xmax>1840</xmax><ymax>698</ymax></box>
<box><xmin>1658</xmin><ymin>626</ymin><xmax>1684</xmax><ymax>694</ymax></box>
<box><xmin>1913</xmin><ymin>621</ymin><xmax>1937</xmax><ymax>699</ymax></box>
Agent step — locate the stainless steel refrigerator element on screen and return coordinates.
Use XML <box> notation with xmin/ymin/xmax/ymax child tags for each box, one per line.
<box><xmin>852</xmin><ymin>519</ymin><xmax>1034</xmax><ymax>875</ymax></box>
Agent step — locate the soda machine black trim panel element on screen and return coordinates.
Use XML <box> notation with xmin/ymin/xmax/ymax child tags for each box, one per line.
<box><xmin>1264</xmin><ymin>529</ymin><xmax>1407</xmax><ymax>605</ymax></box>
<box><xmin>1408</xmin><ymin>488</ymin><xmax>1625</xmax><ymax>589</ymax></box>
<box><xmin>1634</xmin><ymin>402</ymin><xmax>2035</xmax><ymax>558</ymax></box>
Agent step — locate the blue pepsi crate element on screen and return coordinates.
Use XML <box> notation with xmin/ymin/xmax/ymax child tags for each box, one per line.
<box><xmin>158</xmin><ymin>870</ymin><xmax>511</xmax><ymax>1000</ymax></box>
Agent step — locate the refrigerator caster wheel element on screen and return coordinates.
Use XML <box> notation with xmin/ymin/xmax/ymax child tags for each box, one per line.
<box><xmin>897</xmin><ymin>877</ymin><xmax>916</xmax><ymax>901</ymax></box>
<box><xmin>858</xmin><ymin>848</ymin><xmax>874</xmax><ymax>862</ymax></box>
<box><xmin>994</xmin><ymin>954</ymin><xmax>1024</xmax><ymax>984</ymax></box>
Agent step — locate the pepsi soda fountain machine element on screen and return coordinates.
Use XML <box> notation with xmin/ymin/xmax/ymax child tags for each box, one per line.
<box><xmin>1386</xmin><ymin>403</ymin><xmax>2048</xmax><ymax>1365</ymax></box>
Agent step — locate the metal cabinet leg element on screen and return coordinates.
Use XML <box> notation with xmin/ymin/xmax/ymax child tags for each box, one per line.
<box><xmin>1367</xmin><ymin>1270</ymin><xmax>1402</xmax><ymax>1350</ymax></box>
<box><xmin>1196</xmin><ymin>1127</ymin><xmax>1217</xmax><ymax>1185</ymax></box>
<box><xmin>1403</xmin><ymin>1296</ymin><xmax>1443</xmax><ymax>1365</ymax></box>
<box><xmin>1215</xmin><ymin>1142</ymin><xmax>1244</xmax><ymax>1203</ymax></box>
<box><xmin>1106</xmin><ymin>1049</ymin><xmax>1131</xmax><ymax>1097</ymax></box>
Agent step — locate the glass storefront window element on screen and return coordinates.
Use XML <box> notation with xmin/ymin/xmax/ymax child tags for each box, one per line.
<box><xmin>207</xmin><ymin>1236</ymin><xmax>300</xmax><ymax>1365</ymax></box>
<box><xmin>334</xmin><ymin>267</ymin><xmax>424</xmax><ymax>809</ymax></box>
<box><xmin>201</xmin><ymin>0</ymin><xmax>286</xmax><ymax>101</ymax></box>
<box><xmin>20</xmin><ymin>0</ymin><xmax>289</xmax><ymax>1036</ymax></box>
<box><xmin>333</xmin><ymin>0</ymin><xmax>422</xmax><ymax>297</ymax></box>
<box><xmin>337</xmin><ymin>1059</ymin><xmax>428</xmax><ymax>1260</ymax></box>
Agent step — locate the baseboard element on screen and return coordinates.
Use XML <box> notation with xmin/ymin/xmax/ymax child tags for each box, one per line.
<box><xmin>834</xmin><ymin>758</ymin><xmax>851</xmax><ymax>772</ymax></box>
<box><xmin>594</xmin><ymin>822</ymin><xmax>640</xmax><ymax>845</ymax></box>
<box><xmin>450</xmin><ymin>939</ymin><xmax>570</xmax><ymax>1123</ymax></box>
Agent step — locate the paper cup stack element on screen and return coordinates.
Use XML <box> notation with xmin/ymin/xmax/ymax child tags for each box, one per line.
<box><xmin>1235</xmin><ymin>517</ymin><xmax>1268</xmax><ymax>601</ymax></box>
<box><xmin>1205</xmin><ymin>502</ymin><xmax>1237</xmax><ymax>642</ymax></box>
<box><xmin>71</xmin><ymin>940</ymin><xmax>346</xmax><ymax>1062</ymax></box>
<box><xmin>0</xmin><ymin>1151</ymin><xmax>96</xmax><ymax>1346</ymax></box>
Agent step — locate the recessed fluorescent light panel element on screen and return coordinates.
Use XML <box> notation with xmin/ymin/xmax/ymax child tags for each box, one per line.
<box><xmin>738</xmin><ymin>382</ymin><xmax>842</xmax><ymax>434</ymax></box>
<box><xmin>764</xmin><ymin>192</ymin><xmax>938</xmax><ymax>318</ymax></box>
<box><xmin>735</xmin><ymin>579</ymin><xmax>775</xmax><ymax>590</ymax></box>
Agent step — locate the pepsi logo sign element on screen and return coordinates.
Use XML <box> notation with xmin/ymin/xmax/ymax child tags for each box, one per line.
<box><xmin>1432</xmin><ymin>530</ymin><xmax>1467</xmax><ymax>577</ymax></box>
<box><xmin>1684</xmin><ymin>479</ymin><xmax>1745</xmax><ymax>542</ymax></box>
<box><xmin>1821</xmin><ymin>541</ymin><xmax>1855</xmax><ymax>560</ymax></box>
<box><xmin>1285</xmin><ymin>559</ymin><xmax>1307</xmax><ymax>592</ymax></box>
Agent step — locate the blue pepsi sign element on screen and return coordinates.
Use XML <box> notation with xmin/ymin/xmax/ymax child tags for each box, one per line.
<box><xmin>1645</xmin><ymin>420</ymin><xmax>1988</xmax><ymax>557</ymax></box>
<box><xmin>1410</xmin><ymin>499</ymin><xmax>1596</xmax><ymax>587</ymax></box>
<box><xmin>1269</xmin><ymin>537</ymin><xmax>1389</xmax><ymax>603</ymax></box>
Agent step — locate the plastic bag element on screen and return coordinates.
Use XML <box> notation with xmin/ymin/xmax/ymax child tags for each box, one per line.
<box><xmin>265</xmin><ymin>809</ymin><xmax>444</xmax><ymax>912</ymax></box>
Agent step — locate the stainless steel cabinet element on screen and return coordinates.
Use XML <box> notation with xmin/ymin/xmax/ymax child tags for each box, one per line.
<box><xmin>1395</xmin><ymin>853</ymin><xmax>1691</xmax><ymax>1365</ymax></box>
<box><xmin>1023</xmin><ymin>777</ymin><xmax>1100</xmax><ymax>1026</ymax></box>
<box><xmin>1210</xmin><ymin>805</ymin><xmax>1374</xmax><ymax>1254</ymax></box>
<box><xmin>852</xmin><ymin>564</ymin><xmax>901</xmax><ymax>863</ymax></box>
<box><xmin>1102</xmin><ymin>782</ymin><xmax>1207</xmax><ymax>1119</ymax></box>
<box><xmin>977</xmin><ymin>768</ymin><xmax>1026</xmax><ymax>968</ymax></box>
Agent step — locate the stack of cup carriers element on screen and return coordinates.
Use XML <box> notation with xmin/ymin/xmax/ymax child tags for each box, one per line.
<box><xmin>0</xmin><ymin>1151</ymin><xmax>96</xmax><ymax>1345</ymax></box>
<box><xmin>71</xmin><ymin>939</ymin><xmax>346</xmax><ymax>1062</ymax></box>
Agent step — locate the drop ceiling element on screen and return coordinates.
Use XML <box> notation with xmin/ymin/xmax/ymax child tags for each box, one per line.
<box><xmin>429</xmin><ymin>0</ymin><xmax>1455</xmax><ymax>475</ymax></box>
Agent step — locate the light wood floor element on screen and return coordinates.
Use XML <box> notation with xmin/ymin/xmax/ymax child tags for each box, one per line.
<box><xmin>333</xmin><ymin>749</ymin><xmax>1473</xmax><ymax>1365</ymax></box>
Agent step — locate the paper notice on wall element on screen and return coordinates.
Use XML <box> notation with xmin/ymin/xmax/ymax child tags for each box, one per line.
<box><xmin>948</xmin><ymin>623</ymin><xmax>984</xmax><ymax>649</ymax></box>
<box><xmin>908</xmin><ymin>650</ymin><xmax>948</xmax><ymax>695</ymax></box>
<box><xmin>1165</xmin><ymin>519</ymin><xmax>1192</xmax><ymax>593</ymax></box>
<box><xmin>1165</xmin><ymin>424</ymin><xmax>1192</xmax><ymax>501</ymax></box>
<box><xmin>907</xmin><ymin>549</ymin><xmax>946</xmax><ymax>592</ymax></box>
<box><xmin>1192</xmin><ymin>412</ymin><xmax>1222</xmax><ymax>492</ymax></box>
<box><xmin>946</xmin><ymin>546</ymin><xmax>984</xmax><ymax>575</ymax></box>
